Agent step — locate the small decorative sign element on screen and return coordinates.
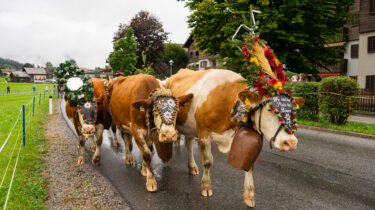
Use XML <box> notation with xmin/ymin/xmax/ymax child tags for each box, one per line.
<box><xmin>269</xmin><ymin>95</ymin><xmax>293</xmax><ymax>130</ymax></box>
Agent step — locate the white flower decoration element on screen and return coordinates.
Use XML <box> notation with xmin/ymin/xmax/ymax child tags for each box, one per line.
<box><xmin>84</xmin><ymin>102</ymin><xmax>91</xmax><ymax>108</ymax></box>
<box><xmin>78</xmin><ymin>94</ymin><xmax>85</xmax><ymax>99</ymax></box>
<box><xmin>66</xmin><ymin>77</ymin><xmax>83</xmax><ymax>91</ymax></box>
<box><xmin>167</xmin><ymin>99</ymin><xmax>175</xmax><ymax>107</ymax></box>
<box><xmin>164</xmin><ymin>112</ymin><xmax>172</xmax><ymax>120</ymax></box>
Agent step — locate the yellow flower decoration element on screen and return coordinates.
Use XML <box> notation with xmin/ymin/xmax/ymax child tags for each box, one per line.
<box><xmin>274</xmin><ymin>58</ymin><xmax>281</xmax><ymax>66</ymax></box>
<box><xmin>273</xmin><ymin>81</ymin><xmax>283</xmax><ymax>90</ymax></box>
<box><xmin>250</xmin><ymin>57</ymin><xmax>260</xmax><ymax>66</ymax></box>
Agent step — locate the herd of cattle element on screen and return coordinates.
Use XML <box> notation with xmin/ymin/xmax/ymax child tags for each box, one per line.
<box><xmin>64</xmin><ymin>68</ymin><xmax>305</xmax><ymax>207</ymax></box>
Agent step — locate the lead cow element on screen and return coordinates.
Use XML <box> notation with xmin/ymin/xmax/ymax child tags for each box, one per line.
<box><xmin>65</xmin><ymin>78</ymin><xmax>110</xmax><ymax>165</ymax></box>
<box><xmin>108</xmin><ymin>74</ymin><xmax>193</xmax><ymax>191</ymax></box>
<box><xmin>165</xmin><ymin>69</ymin><xmax>304</xmax><ymax>207</ymax></box>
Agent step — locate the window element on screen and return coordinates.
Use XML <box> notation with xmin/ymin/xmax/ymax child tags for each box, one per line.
<box><xmin>189</xmin><ymin>52</ymin><xmax>193</xmax><ymax>58</ymax></box>
<box><xmin>371</xmin><ymin>0</ymin><xmax>375</xmax><ymax>14</ymax></box>
<box><xmin>195</xmin><ymin>51</ymin><xmax>199</xmax><ymax>56</ymax></box>
<box><xmin>351</xmin><ymin>44</ymin><xmax>359</xmax><ymax>58</ymax></box>
<box><xmin>366</xmin><ymin>75</ymin><xmax>375</xmax><ymax>91</ymax></box>
<box><xmin>368</xmin><ymin>36</ymin><xmax>375</xmax><ymax>53</ymax></box>
<box><xmin>200</xmin><ymin>61</ymin><xmax>207</xmax><ymax>68</ymax></box>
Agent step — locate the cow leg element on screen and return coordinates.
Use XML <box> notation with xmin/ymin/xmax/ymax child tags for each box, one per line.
<box><xmin>77</xmin><ymin>135</ymin><xmax>86</xmax><ymax>165</ymax></box>
<box><xmin>121</xmin><ymin>132</ymin><xmax>133</xmax><ymax>166</ymax></box>
<box><xmin>90</xmin><ymin>137</ymin><xmax>96</xmax><ymax>153</ymax></box>
<box><xmin>92</xmin><ymin>123</ymin><xmax>104</xmax><ymax>166</ymax></box>
<box><xmin>198</xmin><ymin>138</ymin><xmax>213</xmax><ymax>197</ymax></box>
<box><xmin>185</xmin><ymin>136</ymin><xmax>199</xmax><ymax>175</ymax></box>
<box><xmin>112</xmin><ymin>124</ymin><xmax>119</xmax><ymax>148</ymax></box>
<box><xmin>243</xmin><ymin>167</ymin><xmax>255</xmax><ymax>207</ymax></box>
<box><xmin>133</xmin><ymin>128</ymin><xmax>157</xmax><ymax>192</ymax></box>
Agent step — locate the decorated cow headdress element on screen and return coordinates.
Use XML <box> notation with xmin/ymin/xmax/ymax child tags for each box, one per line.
<box><xmin>230</xmin><ymin>11</ymin><xmax>299</xmax><ymax>136</ymax></box>
<box><xmin>56</xmin><ymin>65</ymin><xmax>98</xmax><ymax>125</ymax></box>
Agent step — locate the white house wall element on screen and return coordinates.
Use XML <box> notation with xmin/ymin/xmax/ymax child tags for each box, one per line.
<box><xmin>344</xmin><ymin>40</ymin><xmax>359</xmax><ymax>77</ymax></box>
<box><xmin>358</xmin><ymin>31</ymin><xmax>375</xmax><ymax>89</ymax></box>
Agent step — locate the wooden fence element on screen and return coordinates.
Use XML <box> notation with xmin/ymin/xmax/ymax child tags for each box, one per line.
<box><xmin>356</xmin><ymin>89</ymin><xmax>375</xmax><ymax>112</ymax></box>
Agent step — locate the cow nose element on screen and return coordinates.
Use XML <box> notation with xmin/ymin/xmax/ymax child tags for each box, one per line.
<box><xmin>282</xmin><ymin>140</ymin><xmax>297</xmax><ymax>151</ymax></box>
<box><xmin>83</xmin><ymin>126</ymin><xmax>95</xmax><ymax>134</ymax></box>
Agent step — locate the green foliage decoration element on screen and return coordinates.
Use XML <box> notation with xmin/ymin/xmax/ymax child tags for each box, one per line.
<box><xmin>294</xmin><ymin>82</ymin><xmax>319</xmax><ymax>120</ymax></box>
<box><xmin>319</xmin><ymin>76</ymin><xmax>358</xmax><ymax>125</ymax></box>
<box><xmin>56</xmin><ymin>64</ymin><xmax>94</xmax><ymax>105</ymax></box>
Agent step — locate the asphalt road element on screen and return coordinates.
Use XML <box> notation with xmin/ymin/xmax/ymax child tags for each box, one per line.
<box><xmin>59</xmin><ymin>100</ymin><xmax>375</xmax><ymax>210</ymax></box>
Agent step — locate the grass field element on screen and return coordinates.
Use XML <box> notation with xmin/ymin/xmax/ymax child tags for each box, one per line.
<box><xmin>0</xmin><ymin>82</ymin><xmax>54</xmax><ymax>90</ymax></box>
<box><xmin>0</xmin><ymin>93</ymin><xmax>52</xmax><ymax>208</ymax></box>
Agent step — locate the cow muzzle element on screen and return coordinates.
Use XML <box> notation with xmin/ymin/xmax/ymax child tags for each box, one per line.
<box><xmin>82</xmin><ymin>125</ymin><xmax>95</xmax><ymax>136</ymax></box>
<box><xmin>159</xmin><ymin>132</ymin><xmax>177</xmax><ymax>143</ymax></box>
<box><xmin>279</xmin><ymin>139</ymin><xmax>297</xmax><ymax>151</ymax></box>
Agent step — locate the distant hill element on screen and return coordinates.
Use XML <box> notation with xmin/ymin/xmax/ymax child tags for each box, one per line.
<box><xmin>0</xmin><ymin>57</ymin><xmax>24</xmax><ymax>69</ymax></box>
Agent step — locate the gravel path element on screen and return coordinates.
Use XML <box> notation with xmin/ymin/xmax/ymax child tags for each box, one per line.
<box><xmin>44</xmin><ymin>101</ymin><xmax>130</xmax><ymax>209</ymax></box>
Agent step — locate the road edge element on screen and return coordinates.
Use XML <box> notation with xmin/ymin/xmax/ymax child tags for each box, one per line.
<box><xmin>299</xmin><ymin>125</ymin><xmax>375</xmax><ymax>139</ymax></box>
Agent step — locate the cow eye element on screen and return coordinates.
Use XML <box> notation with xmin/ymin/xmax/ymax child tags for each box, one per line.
<box><xmin>268</xmin><ymin>109</ymin><xmax>272</xmax><ymax>112</ymax></box>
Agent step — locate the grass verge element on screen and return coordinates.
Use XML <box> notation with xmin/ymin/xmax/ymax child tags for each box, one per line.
<box><xmin>0</xmin><ymin>94</ymin><xmax>51</xmax><ymax>209</ymax></box>
<box><xmin>299</xmin><ymin>118</ymin><xmax>375</xmax><ymax>136</ymax></box>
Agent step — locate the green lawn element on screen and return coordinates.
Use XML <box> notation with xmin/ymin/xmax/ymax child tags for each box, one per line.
<box><xmin>299</xmin><ymin>118</ymin><xmax>375</xmax><ymax>136</ymax></box>
<box><xmin>0</xmin><ymin>93</ymin><xmax>51</xmax><ymax>209</ymax></box>
<box><xmin>0</xmin><ymin>77</ymin><xmax>5</xmax><ymax>83</ymax></box>
<box><xmin>0</xmin><ymin>82</ymin><xmax>54</xmax><ymax>90</ymax></box>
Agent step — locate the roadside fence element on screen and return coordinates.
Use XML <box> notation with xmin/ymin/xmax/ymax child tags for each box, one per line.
<box><xmin>0</xmin><ymin>90</ymin><xmax>54</xmax><ymax>209</ymax></box>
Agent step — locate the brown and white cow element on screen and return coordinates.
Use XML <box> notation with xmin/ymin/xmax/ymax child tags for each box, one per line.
<box><xmin>65</xmin><ymin>78</ymin><xmax>110</xmax><ymax>165</ymax></box>
<box><xmin>165</xmin><ymin>69</ymin><xmax>304</xmax><ymax>207</ymax></box>
<box><xmin>108</xmin><ymin>74</ymin><xmax>193</xmax><ymax>192</ymax></box>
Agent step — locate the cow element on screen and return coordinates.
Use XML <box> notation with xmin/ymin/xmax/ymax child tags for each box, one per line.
<box><xmin>108</xmin><ymin>74</ymin><xmax>193</xmax><ymax>192</ymax></box>
<box><xmin>165</xmin><ymin>69</ymin><xmax>305</xmax><ymax>207</ymax></box>
<box><xmin>65</xmin><ymin>78</ymin><xmax>110</xmax><ymax>165</ymax></box>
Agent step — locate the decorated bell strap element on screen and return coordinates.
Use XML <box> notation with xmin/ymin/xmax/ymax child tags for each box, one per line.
<box><xmin>77</xmin><ymin>98</ymin><xmax>98</xmax><ymax>125</ymax></box>
<box><xmin>146</xmin><ymin>88</ymin><xmax>180</xmax><ymax>126</ymax></box>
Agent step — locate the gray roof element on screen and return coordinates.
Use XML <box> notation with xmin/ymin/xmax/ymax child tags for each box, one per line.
<box><xmin>24</xmin><ymin>68</ymin><xmax>47</xmax><ymax>75</ymax></box>
<box><xmin>13</xmin><ymin>71</ymin><xmax>30</xmax><ymax>78</ymax></box>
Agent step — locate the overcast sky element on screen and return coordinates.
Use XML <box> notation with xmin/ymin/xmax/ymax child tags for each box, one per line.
<box><xmin>0</xmin><ymin>0</ymin><xmax>191</xmax><ymax>68</ymax></box>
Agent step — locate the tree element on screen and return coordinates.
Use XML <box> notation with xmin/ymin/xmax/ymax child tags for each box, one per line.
<box><xmin>23</xmin><ymin>63</ymin><xmax>34</xmax><ymax>68</ymax></box>
<box><xmin>45</xmin><ymin>61</ymin><xmax>55</xmax><ymax>78</ymax></box>
<box><xmin>113</xmin><ymin>11</ymin><xmax>169</xmax><ymax>73</ymax></box>
<box><xmin>135</xmin><ymin>51</ymin><xmax>155</xmax><ymax>75</ymax></box>
<box><xmin>163</xmin><ymin>43</ymin><xmax>189</xmax><ymax>74</ymax></box>
<box><xmin>179</xmin><ymin>0</ymin><xmax>354</xmax><ymax>74</ymax></box>
<box><xmin>109</xmin><ymin>28</ymin><xmax>138</xmax><ymax>75</ymax></box>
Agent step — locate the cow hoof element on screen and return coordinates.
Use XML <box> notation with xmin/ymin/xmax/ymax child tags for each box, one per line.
<box><xmin>146</xmin><ymin>179</ymin><xmax>158</xmax><ymax>192</ymax></box>
<box><xmin>125</xmin><ymin>156</ymin><xmax>133</xmax><ymax>166</ymax></box>
<box><xmin>189</xmin><ymin>166</ymin><xmax>199</xmax><ymax>175</ymax></box>
<box><xmin>91</xmin><ymin>146</ymin><xmax>96</xmax><ymax>153</ymax></box>
<box><xmin>77</xmin><ymin>156</ymin><xmax>85</xmax><ymax>165</ymax></box>
<box><xmin>76</xmin><ymin>144</ymin><xmax>80</xmax><ymax>149</ymax></box>
<box><xmin>92</xmin><ymin>156</ymin><xmax>100</xmax><ymax>166</ymax></box>
<box><xmin>201</xmin><ymin>188</ymin><xmax>213</xmax><ymax>197</ymax></box>
<box><xmin>243</xmin><ymin>196</ymin><xmax>255</xmax><ymax>208</ymax></box>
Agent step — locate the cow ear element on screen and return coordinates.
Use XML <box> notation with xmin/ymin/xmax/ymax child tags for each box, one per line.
<box><xmin>177</xmin><ymin>93</ymin><xmax>193</xmax><ymax>107</ymax></box>
<box><xmin>237</xmin><ymin>89</ymin><xmax>261</xmax><ymax>106</ymax></box>
<box><xmin>293</xmin><ymin>97</ymin><xmax>305</xmax><ymax>109</ymax></box>
<box><xmin>132</xmin><ymin>99</ymin><xmax>153</xmax><ymax>112</ymax></box>
<box><xmin>96</xmin><ymin>93</ymin><xmax>104</xmax><ymax>105</ymax></box>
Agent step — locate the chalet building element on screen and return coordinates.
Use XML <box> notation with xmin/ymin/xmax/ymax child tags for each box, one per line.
<box><xmin>183</xmin><ymin>35</ymin><xmax>218</xmax><ymax>70</ymax></box>
<box><xmin>323</xmin><ymin>0</ymin><xmax>375</xmax><ymax>91</ymax></box>
<box><xmin>11</xmin><ymin>71</ymin><xmax>30</xmax><ymax>82</ymax></box>
<box><xmin>1</xmin><ymin>69</ymin><xmax>17</xmax><ymax>77</ymax></box>
<box><xmin>23</xmin><ymin>68</ymin><xmax>47</xmax><ymax>83</ymax></box>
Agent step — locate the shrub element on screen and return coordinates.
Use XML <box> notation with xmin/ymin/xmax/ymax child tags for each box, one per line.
<box><xmin>294</xmin><ymin>82</ymin><xmax>319</xmax><ymax>120</ymax></box>
<box><xmin>319</xmin><ymin>76</ymin><xmax>358</xmax><ymax>125</ymax></box>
